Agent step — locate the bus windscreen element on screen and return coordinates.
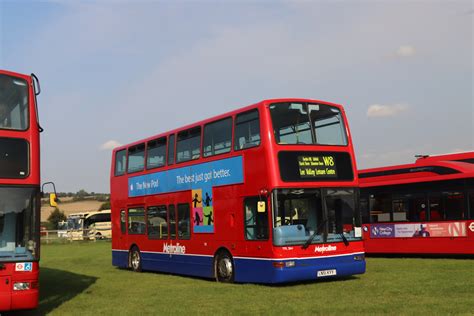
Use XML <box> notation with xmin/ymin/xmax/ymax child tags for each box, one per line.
<box><xmin>270</xmin><ymin>102</ymin><xmax>347</xmax><ymax>146</ymax></box>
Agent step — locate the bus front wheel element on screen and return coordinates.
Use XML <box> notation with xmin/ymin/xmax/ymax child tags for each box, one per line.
<box><xmin>215</xmin><ymin>251</ymin><xmax>234</xmax><ymax>283</ymax></box>
<box><xmin>129</xmin><ymin>246</ymin><xmax>142</xmax><ymax>272</ymax></box>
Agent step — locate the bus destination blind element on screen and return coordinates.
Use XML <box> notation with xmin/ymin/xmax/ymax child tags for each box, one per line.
<box><xmin>297</xmin><ymin>155</ymin><xmax>337</xmax><ymax>179</ymax></box>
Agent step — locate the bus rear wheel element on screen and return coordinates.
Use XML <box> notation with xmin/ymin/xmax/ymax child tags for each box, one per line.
<box><xmin>129</xmin><ymin>246</ymin><xmax>142</xmax><ymax>272</ymax></box>
<box><xmin>215</xmin><ymin>251</ymin><xmax>234</xmax><ymax>283</ymax></box>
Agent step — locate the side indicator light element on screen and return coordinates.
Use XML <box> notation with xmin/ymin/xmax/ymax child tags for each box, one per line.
<box><xmin>354</xmin><ymin>254</ymin><xmax>365</xmax><ymax>261</ymax></box>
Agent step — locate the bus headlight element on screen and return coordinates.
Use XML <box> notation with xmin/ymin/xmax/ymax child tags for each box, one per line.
<box><xmin>13</xmin><ymin>282</ymin><xmax>30</xmax><ymax>291</ymax></box>
<box><xmin>285</xmin><ymin>261</ymin><xmax>296</xmax><ymax>267</ymax></box>
<box><xmin>272</xmin><ymin>261</ymin><xmax>296</xmax><ymax>268</ymax></box>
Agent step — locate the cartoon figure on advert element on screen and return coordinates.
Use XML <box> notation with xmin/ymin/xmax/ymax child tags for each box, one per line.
<box><xmin>413</xmin><ymin>224</ymin><xmax>430</xmax><ymax>237</ymax></box>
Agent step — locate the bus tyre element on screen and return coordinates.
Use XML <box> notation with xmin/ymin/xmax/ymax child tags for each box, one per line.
<box><xmin>129</xmin><ymin>247</ymin><xmax>142</xmax><ymax>272</ymax></box>
<box><xmin>215</xmin><ymin>251</ymin><xmax>234</xmax><ymax>283</ymax></box>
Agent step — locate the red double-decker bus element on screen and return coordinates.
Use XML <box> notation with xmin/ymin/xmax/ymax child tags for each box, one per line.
<box><xmin>111</xmin><ymin>98</ymin><xmax>365</xmax><ymax>283</ymax></box>
<box><xmin>0</xmin><ymin>70</ymin><xmax>44</xmax><ymax>310</ymax></box>
<box><xmin>359</xmin><ymin>152</ymin><xmax>474</xmax><ymax>255</ymax></box>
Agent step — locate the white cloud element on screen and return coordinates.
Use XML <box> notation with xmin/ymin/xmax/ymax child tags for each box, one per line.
<box><xmin>20</xmin><ymin>1</ymin><xmax>470</xmax><ymax>192</ymax></box>
<box><xmin>100</xmin><ymin>140</ymin><xmax>122</xmax><ymax>151</ymax></box>
<box><xmin>395</xmin><ymin>45</ymin><xmax>416</xmax><ymax>57</ymax></box>
<box><xmin>367</xmin><ymin>104</ymin><xmax>409</xmax><ymax>118</ymax></box>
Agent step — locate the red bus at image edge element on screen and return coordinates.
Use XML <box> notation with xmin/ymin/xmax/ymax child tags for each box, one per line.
<box><xmin>360</xmin><ymin>151</ymin><xmax>474</xmax><ymax>255</ymax></box>
<box><xmin>110</xmin><ymin>98</ymin><xmax>366</xmax><ymax>283</ymax></box>
<box><xmin>0</xmin><ymin>69</ymin><xmax>42</xmax><ymax>311</ymax></box>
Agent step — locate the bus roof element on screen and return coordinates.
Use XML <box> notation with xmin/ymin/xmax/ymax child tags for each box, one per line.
<box><xmin>359</xmin><ymin>151</ymin><xmax>474</xmax><ymax>187</ymax></box>
<box><xmin>112</xmin><ymin>98</ymin><xmax>345</xmax><ymax>153</ymax></box>
<box><xmin>0</xmin><ymin>69</ymin><xmax>31</xmax><ymax>81</ymax></box>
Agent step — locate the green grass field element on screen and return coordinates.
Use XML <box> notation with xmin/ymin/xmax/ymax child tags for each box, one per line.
<box><xmin>16</xmin><ymin>242</ymin><xmax>474</xmax><ymax>315</ymax></box>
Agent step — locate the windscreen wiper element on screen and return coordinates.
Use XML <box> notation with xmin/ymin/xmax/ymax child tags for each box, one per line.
<box><xmin>302</xmin><ymin>219</ymin><xmax>327</xmax><ymax>249</ymax></box>
<box><xmin>340</xmin><ymin>233</ymin><xmax>349</xmax><ymax>246</ymax></box>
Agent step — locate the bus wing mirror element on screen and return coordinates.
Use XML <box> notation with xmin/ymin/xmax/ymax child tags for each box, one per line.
<box><xmin>49</xmin><ymin>193</ymin><xmax>58</xmax><ymax>207</ymax></box>
<box><xmin>257</xmin><ymin>201</ymin><xmax>266</xmax><ymax>213</ymax></box>
<box><xmin>42</xmin><ymin>181</ymin><xmax>59</xmax><ymax>206</ymax></box>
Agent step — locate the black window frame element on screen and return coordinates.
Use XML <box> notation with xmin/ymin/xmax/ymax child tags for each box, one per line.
<box><xmin>120</xmin><ymin>209</ymin><xmax>126</xmax><ymax>234</ymax></box>
<box><xmin>361</xmin><ymin>179</ymin><xmax>471</xmax><ymax>224</ymax></box>
<box><xmin>146</xmin><ymin>137</ymin><xmax>167</xmax><ymax>170</ymax></box>
<box><xmin>147</xmin><ymin>205</ymin><xmax>168</xmax><ymax>240</ymax></box>
<box><xmin>114</xmin><ymin>149</ymin><xmax>127</xmax><ymax>176</ymax></box>
<box><xmin>177</xmin><ymin>203</ymin><xmax>191</xmax><ymax>240</ymax></box>
<box><xmin>127</xmin><ymin>143</ymin><xmax>146</xmax><ymax>174</ymax></box>
<box><xmin>203</xmin><ymin>117</ymin><xmax>233</xmax><ymax>158</ymax></box>
<box><xmin>168</xmin><ymin>134</ymin><xmax>175</xmax><ymax>166</ymax></box>
<box><xmin>0</xmin><ymin>137</ymin><xmax>30</xmax><ymax>179</ymax></box>
<box><xmin>127</xmin><ymin>207</ymin><xmax>146</xmax><ymax>235</ymax></box>
<box><xmin>269</xmin><ymin>102</ymin><xmax>348</xmax><ymax>147</ymax></box>
<box><xmin>169</xmin><ymin>204</ymin><xmax>176</xmax><ymax>240</ymax></box>
<box><xmin>176</xmin><ymin>126</ymin><xmax>202</xmax><ymax>163</ymax></box>
<box><xmin>234</xmin><ymin>109</ymin><xmax>261</xmax><ymax>151</ymax></box>
<box><xmin>469</xmin><ymin>191</ymin><xmax>474</xmax><ymax>220</ymax></box>
<box><xmin>0</xmin><ymin>74</ymin><xmax>30</xmax><ymax>132</ymax></box>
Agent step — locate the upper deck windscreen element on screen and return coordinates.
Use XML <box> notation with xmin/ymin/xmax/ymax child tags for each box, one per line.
<box><xmin>270</xmin><ymin>102</ymin><xmax>347</xmax><ymax>146</ymax></box>
<box><xmin>0</xmin><ymin>74</ymin><xmax>29</xmax><ymax>131</ymax></box>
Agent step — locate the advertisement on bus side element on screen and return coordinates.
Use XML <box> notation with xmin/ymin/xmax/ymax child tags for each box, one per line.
<box><xmin>370</xmin><ymin>222</ymin><xmax>467</xmax><ymax>238</ymax></box>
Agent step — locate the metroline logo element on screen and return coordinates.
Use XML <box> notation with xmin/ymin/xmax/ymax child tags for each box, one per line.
<box><xmin>314</xmin><ymin>245</ymin><xmax>337</xmax><ymax>253</ymax></box>
<box><xmin>163</xmin><ymin>243</ymin><xmax>186</xmax><ymax>255</ymax></box>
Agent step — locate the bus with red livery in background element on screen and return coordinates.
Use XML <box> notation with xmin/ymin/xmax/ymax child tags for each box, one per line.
<box><xmin>359</xmin><ymin>152</ymin><xmax>474</xmax><ymax>255</ymax></box>
<box><xmin>111</xmin><ymin>98</ymin><xmax>365</xmax><ymax>283</ymax></box>
<box><xmin>0</xmin><ymin>69</ymin><xmax>49</xmax><ymax>311</ymax></box>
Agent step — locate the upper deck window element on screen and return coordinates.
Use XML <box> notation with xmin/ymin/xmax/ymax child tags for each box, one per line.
<box><xmin>127</xmin><ymin>144</ymin><xmax>145</xmax><ymax>173</ymax></box>
<box><xmin>270</xmin><ymin>103</ymin><xmax>347</xmax><ymax>146</ymax></box>
<box><xmin>147</xmin><ymin>137</ymin><xmax>166</xmax><ymax>169</ymax></box>
<box><xmin>234</xmin><ymin>110</ymin><xmax>260</xmax><ymax>150</ymax></box>
<box><xmin>0</xmin><ymin>138</ymin><xmax>29</xmax><ymax>178</ymax></box>
<box><xmin>0</xmin><ymin>74</ymin><xmax>29</xmax><ymax>131</ymax></box>
<box><xmin>203</xmin><ymin>117</ymin><xmax>232</xmax><ymax>157</ymax></box>
<box><xmin>115</xmin><ymin>150</ymin><xmax>127</xmax><ymax>176</ymax></box>
<box><xmin>176</xmin><ymin>127</ymin><xmax>201</xmax><ymax>163</ymax></box>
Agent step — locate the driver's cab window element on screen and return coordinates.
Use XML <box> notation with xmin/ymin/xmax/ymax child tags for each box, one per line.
<box><xmin>244</xmin><ymin>197</ymin><xmax>268</xmax><ymax>240</ymax></box>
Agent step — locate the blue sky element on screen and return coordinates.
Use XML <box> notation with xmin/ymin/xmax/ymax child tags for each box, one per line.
<box><xmin>0</xmin><ymin>1</ymin><xmax>472</xmax><ymax>193</ymax></box>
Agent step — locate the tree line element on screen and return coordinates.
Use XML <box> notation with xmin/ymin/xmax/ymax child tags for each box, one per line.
<box><xmin>42</xmin><ymin>189</ymin><xmax>110</xmax><ymax>204</ymax></box>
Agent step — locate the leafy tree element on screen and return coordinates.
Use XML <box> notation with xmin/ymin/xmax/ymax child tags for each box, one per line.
<box><xmin>76</xmin><ymin>189</ymin><xmax>89</xmax><ymax>197</ymax></box>
<box><xmin>47</xmin><ymin>208</ymin><xmax>67</xmax><ymax>229</ymax></box>
<box><xmin>73</xmin><ymin>189</ymin><xmax>89</xmax><ymax>201</ymax></box>
<box><xmin>98</xmin><ymin>201</ymin><xmax>111</xmax><ymax>211</ymax></box>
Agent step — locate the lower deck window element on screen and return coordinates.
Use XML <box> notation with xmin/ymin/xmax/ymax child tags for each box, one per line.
<box><xmin>120</xmin><ymin>210</ymin><xmax>126</xmax><ymax>234</ymax></box>
<box><xmin>147</xmin><ymin>206</ymin><xmax>167</xmax><ymax>239</ymax></box>
<box><xmin>177</xmin><ymin>204</ymin><xmax>191</xmax><ymax>239</ymax></box>
<box><xmin>368</xmin><ymin>193</ymin><xmax>392</xmax><ymax>222</ymax></box>
<box><xmin>128</xmin><ymin>207</ymin><xmax>145</xmax><ymax>234</ymax></box>
<box><xmin>470</xmin><ymin>192</ymin><xmax>474</xmax><ymax>219</ymax></box>
<box><xmin>364</xmin><ymin>189</ymin><xmax>468</xmax><ymax>223</ymax></box>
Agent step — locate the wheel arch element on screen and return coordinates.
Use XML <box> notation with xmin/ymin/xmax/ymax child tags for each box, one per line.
<box><xmin>213</xmin><ymin>247</ymin><xmax>235</xmax><ymax>281</ymax></box>
<box><xmin>128</xmin><ymin>244</ymin><xmax>140</xmax><ymax>268</ymax></box>
<box><xmin>213</xmin><ymin>247</ymin><xmax>233</xmax><ymax>260</ymax></box>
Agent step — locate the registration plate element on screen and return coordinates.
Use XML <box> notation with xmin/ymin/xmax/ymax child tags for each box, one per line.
<box><xmin>317</xmin><ymin>269</ymin><xmax>337</xmax><ymax>277</ymax></box>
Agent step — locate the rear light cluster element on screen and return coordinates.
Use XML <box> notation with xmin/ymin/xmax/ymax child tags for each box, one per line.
<box><xmin>272</xmin><ymin>260</ymin><xmax>296</xmax><ymax>268</ymax></box>
<box><xmin>13</xmin><ymin>281</ymin><xmax>38</xmax><ymax>291</ymax></box>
